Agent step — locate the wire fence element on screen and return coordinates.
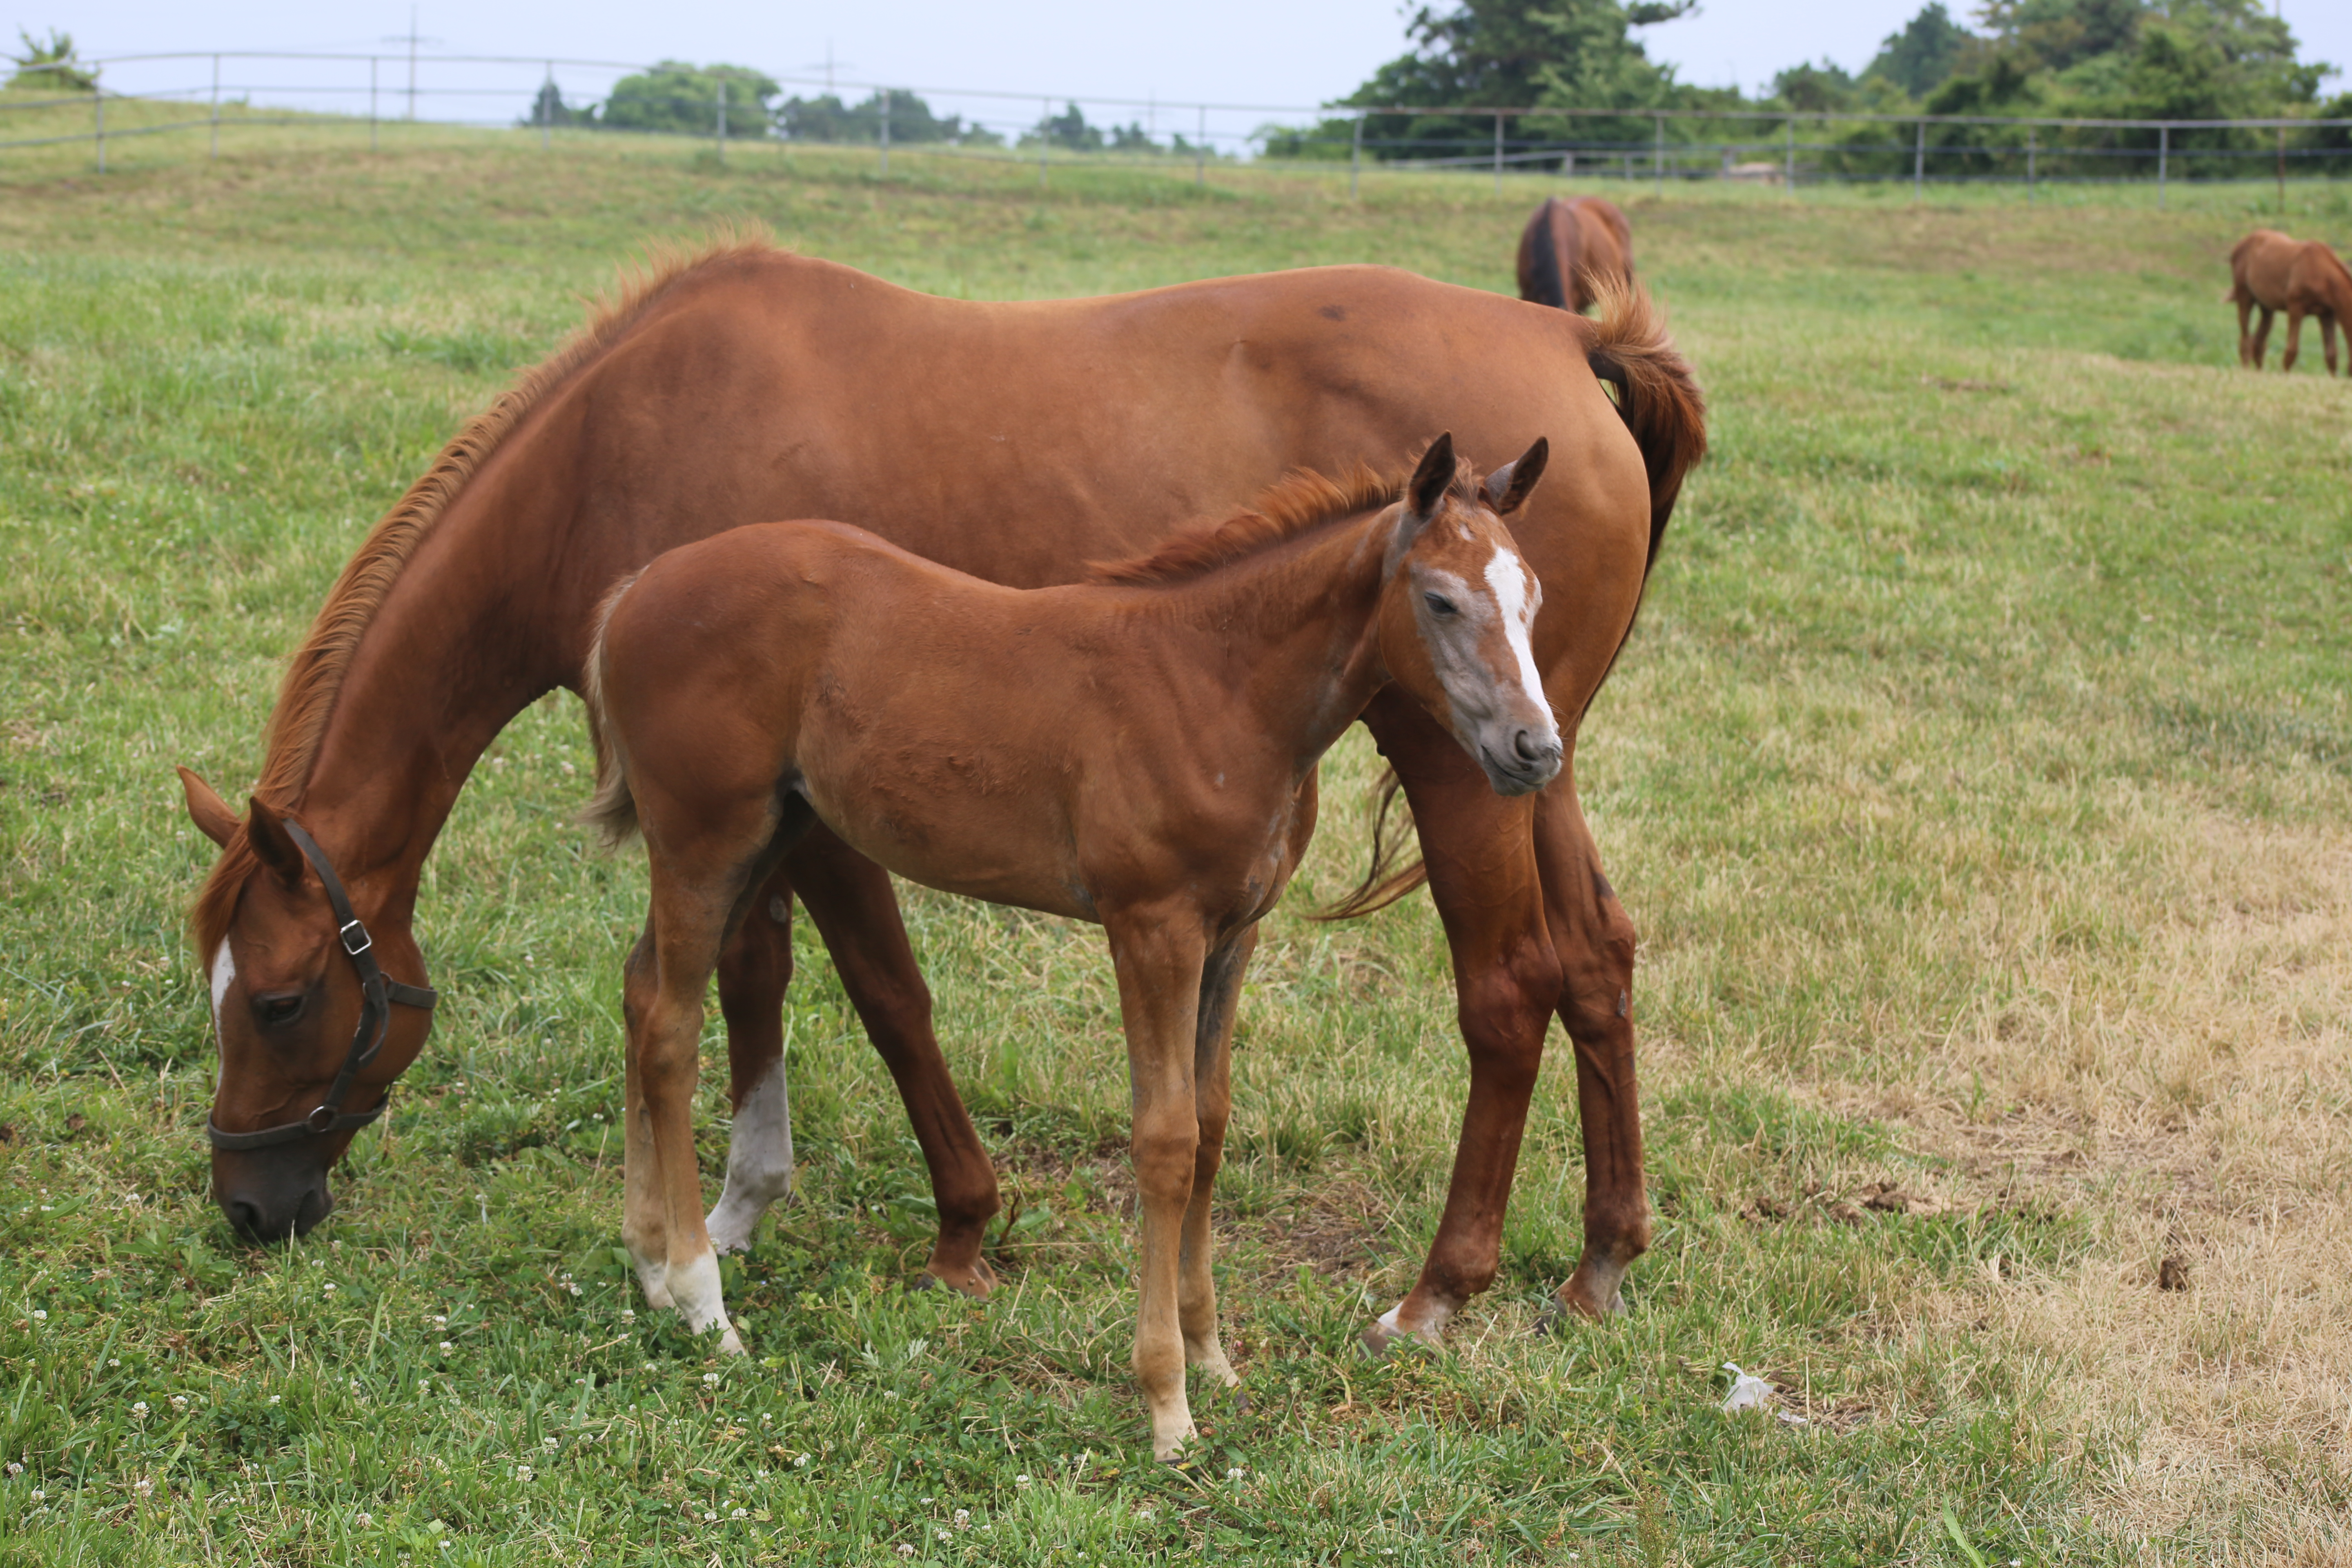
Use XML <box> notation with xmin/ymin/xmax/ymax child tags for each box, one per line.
<box><xmin>8</xmin><ymin>51</ymin><xmax>2352</xmax><ymax>203</ymax></box>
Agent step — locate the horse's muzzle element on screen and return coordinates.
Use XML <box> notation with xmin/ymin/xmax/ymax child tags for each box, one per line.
<box><xmin>215</xmin><ymin>1159</ymin><xmax>335</xmax><ymax>1243</ymax></box>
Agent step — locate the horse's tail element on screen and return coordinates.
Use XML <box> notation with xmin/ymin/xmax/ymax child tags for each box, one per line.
<box><xmin>1317</xmin><ymin>285</ymin><xmax>1707</xmax><ymax>922</ymax></box>
<box><xmin>1517</xmin><ymin>198</ymin><xmax>1572</xmax><ymax>310</ymax></box>
<box><xmin>577</xmin><ymin>570</ymin><xmax>644</xmax><ymax>847</ymax></box>
<box><xmin>1587</xmin><ymin>280</ymin><xmax>1708</xmax><ymax>572</ymax></box>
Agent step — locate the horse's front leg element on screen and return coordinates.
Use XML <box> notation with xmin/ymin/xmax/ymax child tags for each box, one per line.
<box><xmin>788</xmin><ymin>827</ymin><xmax>1002</xmax><ymax>1295</ymax></box>
<box><xmin>2252</xmin><ymin>305</ymin><xmax>2276</xmax><ymax>369</ymax></box>
<box><xmin>706</xmin><ymin>862</ymin><xmax>798</xmax><ymax>1256</ymax></box>
<box><xmin>1178</xmin><ymin>924</ymin><xmax>1257</xmax><ymax>1392</ymax></box>
<box><xmin>2283</xmin><ymin>307</ymin><xmax>2306</xmax><ymax>373</ymax></box>
<box><xmin>1359</xmin><ymin>692</ymin><xmax>1559</xmax><ymax>1354</ymax></box>
<box><xmin>2236</xmin><ymin>293</ymin><xmax>2255</xmax><ymax>367</ymax></box>
<box><xmin>2322</xmin><ymin>312</ymin><xmax>2341</xmax><ymax>377</ymax></box>
<box><xmin>1105</xmin><ymin>908</ymin><xmax>1210</xmax><ymax>1462</ymax></box>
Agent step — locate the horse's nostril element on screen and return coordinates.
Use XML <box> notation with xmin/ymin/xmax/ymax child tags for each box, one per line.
<box><xmin>1513</xmin><ymin>728</ymin><xmax>1545</xmax><ymax>762</ymax></box>
<box><xmin>225</xmin><ymin>1198</ymin><xmax>268</xmax><ymax>1240</ymax></box>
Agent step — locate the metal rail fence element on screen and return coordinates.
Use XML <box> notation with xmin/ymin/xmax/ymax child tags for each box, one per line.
<box><xmin>6</xmin><ymin>51</ymin><xmax>2349</xmax><ymax>205</ymax></box>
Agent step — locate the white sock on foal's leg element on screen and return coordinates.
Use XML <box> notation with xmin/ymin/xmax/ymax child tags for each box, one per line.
<box><xmin>706</xmin><ymin>1059</ymin><xmax>794</xmax><ymax>1255</ymax></box>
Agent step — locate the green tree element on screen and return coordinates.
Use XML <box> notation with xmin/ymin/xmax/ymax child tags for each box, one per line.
<box><xmin>776</xmin><ymin>89</ymin><xmax>982</xmax><ymax>144</ymax></box>
<box><xmin>1864</xmin><ymin>4</ymin><xmax>1976</xmax><ymax>97</ymax></box>
<box><xmin>8</xmin><ymin>27</ymin><xmax>94</xmax><ymax>92</ymax></box>
<box><xmin>519</xmin><ymin>81</ymin><xmax>592</xmax><ymax>129</ymax></box>
<box><xmin>599</xmin><ymin>61</ymin><xmax>777</xmax><ymax>138</ymax></box>
<box><xmin>1029</xmin><ymin>102</ymin><xmax>1103</xmax><ymax>151</ymax></box>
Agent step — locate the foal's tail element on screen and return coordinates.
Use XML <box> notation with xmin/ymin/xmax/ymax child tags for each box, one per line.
<box><xmin>1316</xmin><ymin>283</ymin><xmax>1707</xmax><ymax>922</ymax></box>
<box><xmin>577</xmin><ymin>570</ymin><xmax>644</xmax><ymax>847</ymax></box>
<box><xmin>1586</xmin><ymin>280</ymin><xmax>1708</xmax><ymax>572</ymax></box>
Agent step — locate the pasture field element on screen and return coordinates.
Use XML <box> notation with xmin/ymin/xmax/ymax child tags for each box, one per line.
<box><xmin>2</xmin><ymin>111</ymin><xmax>2350</xmax><ymax>1566</ymax></box>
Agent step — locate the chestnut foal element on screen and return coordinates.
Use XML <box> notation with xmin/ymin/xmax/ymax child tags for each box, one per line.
<box><xmin>581</xmin><ymin>435</ymin><xmax>1557</xmax><ymax>1458</ymax></box>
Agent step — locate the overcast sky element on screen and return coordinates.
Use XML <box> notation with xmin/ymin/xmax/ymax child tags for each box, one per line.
<box><xmin>20</xmin><ymin>1</ymin><xmax>2349</xmax><ymax>147</ymax></box>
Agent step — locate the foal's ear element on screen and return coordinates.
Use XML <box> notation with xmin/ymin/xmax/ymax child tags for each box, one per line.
<box><xmin>1405</xmin><ymin>432</ymin><xmax>1457</xmax><ymax>523</ymax></box>
<box><xmin>244</xmin><ymin>795</ymin><xmax>307</xmax><ymax>887</ymax></box>
<box><xmin>1483</xmin><ymin>437</ymin><xmax>1550</xmax><ymax>517</ymax></box>
<box><xmin>178</xmin><ymin>766</ymin><xmax>239</xmax><ymax>847</ymax></box>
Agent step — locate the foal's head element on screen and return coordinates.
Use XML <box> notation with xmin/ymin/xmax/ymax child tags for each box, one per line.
<box><xmin>1377</xmin><ymin>433</ymin><xmax>1563</xmax><ymax>797</ymax></box>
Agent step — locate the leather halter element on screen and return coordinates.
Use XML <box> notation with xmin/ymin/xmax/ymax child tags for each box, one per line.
<box><xmin>205</xmin><ymin>819</ymin><xmax>438</xmax><ymax>1152</ymax></box>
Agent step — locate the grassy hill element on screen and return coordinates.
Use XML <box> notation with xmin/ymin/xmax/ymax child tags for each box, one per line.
<box><xmin>2</xmin><ymin>120</ymin><xmax>2349</xmax><ymax>1564</ymax></box>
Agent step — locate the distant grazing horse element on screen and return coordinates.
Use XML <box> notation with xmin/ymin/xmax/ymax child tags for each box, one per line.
<box><xmin>1517</xmin><ymin>196</ymin><xmax>1635</xmax><ymax>314</ymax></box>
<box><xmin>2229</xmin><ymin>228</ymin><xmax>2352</xmax><ymax>376</ymax></box>
<box><xmin>176</xmin><ymin>241</ymin><xmax>1704</xmax><ymax>1357</ymax></box>
<box><xmin>582</xmin><ymin>435</ymin><xmax>1557</xmax><ymax>1456</ymax></box>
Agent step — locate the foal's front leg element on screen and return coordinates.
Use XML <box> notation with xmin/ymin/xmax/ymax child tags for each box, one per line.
<box><xmin>1106</xmin><ymin>909</ymin><xmax>1210</xmax><ymax>1462</ymax></box>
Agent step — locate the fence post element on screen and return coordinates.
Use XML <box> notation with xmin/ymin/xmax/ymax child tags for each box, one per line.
<box><xmin>1653</xmin><ymin>113</ymin><xmax>1663</xmax><ymax>194</ymax></box>
<box><xmin>370</xmin><ymin>57</ymin><xmax>379</xmax><ymax>152</ymax></box>
<box><xmin>1493</xmin><ymin>112</ymin><xmax>1503</xmax><ymax>193</ymax></box>
<box><xmin>1195</xmin><ymin>105</ymin><xmax>1205</xmax><ymax>187</ymax></box>
<box><xmin>1350</xmin><ymin>111</ymin><xmax>1363</xmax><ymax>199</ymax></box>
<box><xmin>879</xmin><ymin>89</ymin><xmax>891</xmax><ymax>178</ymax></box>
<box><xmin>1042</xmin><ymin>98</ymin><xmax>1051</xmax><ymax>189</ymax></box>
<box><xmin>2026</xmin><ymin>123</ymin><xmax>2035</xmax><ymax>203</ymax></box>
<box><xmin>1784</xmin><ymin>114</ymin><xmax>1795</xmax><ymax>191</ymax></box>
<box><xmin>1913</xmin><ymin>119</ymin><xmax>1925</xmax><ymax>200</ymax></box>
<box><xmin>210</xmin><ymin>54</ymin><xmax>221</xmax><ymax>158</ymax></box>
<box><xmin>94</xmin><ymin>80</ymin><xmax>104</xmax><ymax>174</ymax></box>
<box><xmin>2276</xmin><ymin>125</ymin><xmax>2286</xmax><ymax>213</ymax></box>
<box><xmin>2156</xmin><ymin>122</ymin><xmax>2167</xmax><ymax>209</ymax></box>
<box><xmin>715</xmin><ymin>76</ymin><xmax>726</xmax><ymax>165</ymax></box>
<box><xmin>540</xmin><ymin>65</ymin><xmax>551</xmax><ymax>151</ymax></box>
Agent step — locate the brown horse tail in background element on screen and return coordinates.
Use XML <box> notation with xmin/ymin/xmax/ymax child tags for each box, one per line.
<box><xmin>579</xmin><ymin>570</ymin><xmax>643</xmax><ymax>846</ymax></box>
<box><xmin>1324</xmin><ymin>281</ymin><xmax>1706</xmax><ymax>920</ymax></box>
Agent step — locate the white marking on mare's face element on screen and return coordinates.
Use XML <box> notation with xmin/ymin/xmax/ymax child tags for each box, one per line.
<box><xmin>209</xmin><ymin>940</ymin><xmax>236</xmax><ymax>1033</ymax></box>
<box><xmin>1481</xmin><ymin>543</ymin><xmax>1551</xmax><ymax>722</ymax></box>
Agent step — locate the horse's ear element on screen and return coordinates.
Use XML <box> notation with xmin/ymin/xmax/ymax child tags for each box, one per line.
<box><xmin>178</xmin><ymin>766</ymin><xmax>239</xmax><ymax>847</ymax></box>
<box><xmin>1483</xmin><ymin>437</ymin><xmax>1549</xmax><ymax>517</ymax></box>
<box><xmin>1406</xmin><ymin>432</ymin><xmax>1457</xmax><ymax>524</ymax></box>
<box><xmin>244</xmin><ymin>796</ymin><xmax>306</xmax><ymax>887</ymax></box>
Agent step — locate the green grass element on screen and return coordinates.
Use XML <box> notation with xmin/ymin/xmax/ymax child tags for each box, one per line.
<box><xmin>3</xmin><ymin>115</ymin><xmax>2351</xmax><ymax>1564</ymax></box>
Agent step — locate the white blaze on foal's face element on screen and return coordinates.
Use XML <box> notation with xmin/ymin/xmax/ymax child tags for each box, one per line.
<box><xmin>1407</xmin><ymin>522</ymin><xmax>1559</xmax><ymax>793</ymax></box>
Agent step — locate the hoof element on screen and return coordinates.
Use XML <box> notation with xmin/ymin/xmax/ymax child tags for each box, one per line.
<box><xmin>717</xmin><ymin>1325</ymin><xmax>748</xmax><ymax>1358</ymax></box>
<box><xmin>919</xmin><ymin>1256</ymin><xmax>999</xmax><ymax>1299</ymax></box>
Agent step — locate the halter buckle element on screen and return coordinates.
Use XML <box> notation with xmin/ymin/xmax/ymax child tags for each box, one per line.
<box><xmin>305</xmin><ymin>1104</ymin><xmax>340</xmax><ymax>1134</ymax></box>
<box><xmin>339</xmin><ymin>918</ymin><xmax>372</xmax><ymax>957</ymax></box>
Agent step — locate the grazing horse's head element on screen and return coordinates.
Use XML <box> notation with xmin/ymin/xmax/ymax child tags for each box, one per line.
<box><xmin>1376</xmin><ymin>433</ymin><xmax>1563</xmax><ymax>797</ymax></box>
<box><xmin>177</xmin><ymin>769</ymin><xmax>437</xmax><ymax>1243</ymax></box>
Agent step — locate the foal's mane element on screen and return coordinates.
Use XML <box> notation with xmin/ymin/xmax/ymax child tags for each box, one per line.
<box><xmin>192</xmin><ymin>229</ymin><xmax>780</xmax><ymax>955</ymax></box>
<box><xmin>1089</xmin><ymin>455</ymin><xmax>1474</xmax><ymax>587</ymax></box>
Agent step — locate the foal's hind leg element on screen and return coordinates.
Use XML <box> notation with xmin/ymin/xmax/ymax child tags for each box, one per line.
<box><xmin>621</xmin><ymin>921</ymin><xmax>674</xmax><ymax>1308</ymax></box>
<box><xmin>705</xmin><ymin>864</ymin><xmax>798</xmax><ymax>1257</ymax></box>
<box><xmin>1177</xmin><ymin>925</ymin><xmax>1257</xmax><ymax>1392</ymax></box>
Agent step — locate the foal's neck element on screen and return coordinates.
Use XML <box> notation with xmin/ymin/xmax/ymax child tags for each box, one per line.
<box><xmin>1154</xmin><ymin>508</ymin><xmax>1394</xmax><ymax>767</ymax></box>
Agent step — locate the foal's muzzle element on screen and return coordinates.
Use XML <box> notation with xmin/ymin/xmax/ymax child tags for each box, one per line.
<box><xmin>1480</xmin><ymin>727</ymin><xmax>1564</xmax><ymax>796</ymax></box>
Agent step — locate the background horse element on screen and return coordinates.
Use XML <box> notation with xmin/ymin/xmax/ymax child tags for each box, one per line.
<box><xmin>583</xmin><ymin>436</ymin><xmax>1554</xmax><ymax>1454</ymax></box>
<box><xmin>178</xmin><ymin>241</ymin><xmax>1704</xmax><ymax>1354</ymax></box>
<box><xmin>2229</xmin><ymin>228</ymin><xmax>2352</xmax><ymax>375</ymax></box>
<box><xmin>1517</xmin><ymin>196</ymin><xmax>1635</xmax><ymax>314</ymax></box>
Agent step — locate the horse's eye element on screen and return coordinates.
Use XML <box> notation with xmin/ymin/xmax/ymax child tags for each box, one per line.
<box><xmin>1423</xmin><ymin>592</ymin><xmax>1457</xmax><ymax>617</ymax></box>
<box><xmin>253</xmin><ymin>993</ymin><xmax>304</xmax><ymax>1028</ymax></box>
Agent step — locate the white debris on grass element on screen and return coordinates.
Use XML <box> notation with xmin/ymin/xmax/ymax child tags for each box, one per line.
<box><xmin>1720</xmin><ymin>1362</ymin><xmax>1774</xmax><ymax>1413</ymax></box>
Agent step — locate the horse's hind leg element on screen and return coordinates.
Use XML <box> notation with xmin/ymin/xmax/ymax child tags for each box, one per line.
<box><xmin>1177</xmin><ymin>924</ymin><xmax>1257</xmax><ymax>1391</ymax></box>
<box><xmin>1532</xmin><ymin>784</ymin><xmax>1650</xmax><ymax>1319</ymax></box>
<box><xmin>2252</xmin><ymin>306</ymin><xmax>2275</xmax><ymax>369</ymax></box>
<box><xmin>2235</xmin><ymin>294</ymin><xmax>2255</xmax><ymax>366</ymax></box>
<box><xmin>621</xmin><ymin>920</ymin><xmax>673</xmax><ymax>1307</ymax></box>
<box><xmin>2322</xmin><ymin>313</ymin><xmax>2341</xmax><ymax>377</ymax></box>
<box><xmin>788</xmin><ymin>826</ymin><xmax>1003</xmax><ymax>1296</ymax></box>
<box><xmin>705</xmin><ymin>861</ymin><xmax>799</xmax><ymax>1257</ymax></box>
<box><xmin>2283</xmin><ymin>307</ymin><xmax>2306</xmax><ymax>373</ymax></box>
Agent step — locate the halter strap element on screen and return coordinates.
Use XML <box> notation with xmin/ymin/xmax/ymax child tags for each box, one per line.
<box><xmin>205</xmin><ymin>818</ymin><xmax>438</xmax><ymax>1152</ymax></box>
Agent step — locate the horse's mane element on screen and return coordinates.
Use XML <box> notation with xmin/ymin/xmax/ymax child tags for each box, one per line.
<box><xmin>192</xmin><ymin>227</ymin><xmax>780</xmax><ymax>956</ymax></box>
<box><xmin>1088</xmin><ymin>455</ymin><xmax>1474</xmax><ymax>587</ymax></box>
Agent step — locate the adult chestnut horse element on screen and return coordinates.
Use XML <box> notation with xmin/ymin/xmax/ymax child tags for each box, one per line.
<box><xmin>2229</xmin><ymin>228</ymin><xmax>2352</xmax><ymax>375</ymax></box>
<box><xmin>584</xmin><ymin>436</ymin><xmax>1558</xmax><ymax>1454</ymax></box>
<box><xmin>177</xmin><ymin>239</ymin><xmax>1706</xmax><ymax>1352</ymax></box>
<box><xmin>1517</xmin><ymin>196</ymin><xmax>1634</xmax><ymax>314</ymax></box>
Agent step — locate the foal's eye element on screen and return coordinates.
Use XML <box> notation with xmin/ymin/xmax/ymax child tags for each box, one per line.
<box><xmin>253</xmin><ymin>993</ymin><xmax>304</xmax><ymax>1028</ymax></box>
<box><xmin>1423</xmin><ymin>592</ymin><xmax>1457</xmax><ymax>617</ymax></box>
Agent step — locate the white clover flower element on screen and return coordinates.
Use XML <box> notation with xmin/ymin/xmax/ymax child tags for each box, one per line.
<box><xmin>920</xmin><ymin>1496</ymin><xmax>933</xmax><ymax>1505</ymax></box>
<box><xmin>514</xmin><ymin>1466</ymin><xmax>533</xmax><ymax>1483</ymax></box>
<box><xmin>30</xmin><ymin>1489</ymin><xmax>45</xmax><ymax>1501</ymax></box>
<box><xmin>1226</xmin><ymin>1466</ymin><xmax>1245</xmax><ymax>1481</ymax></box>
<box><xmin>1015</xmin><ymin>1473</ymin><xmax>1033</xmax><ymax>1487</ymax></box>
<box><xmin>793</xmin><ymin>1453</ymin><xmax>811</xmax><ymax>1469</ymax></box>
<box><xmin>106</xmin><ymin>1359</ymin><xmax>119</xmax><ymax>1368</ymax></box>
<box><xmin>438</xmin><ymin>1342</ymin><xmax>453</xmax><ymax>1354</ymax></box>
<box><xmin>170</xmin><ymin>1395</ymin><xmax>189</xmax><ymax>1412</ymax></box>
<box><xmin>131</xmin><ymin>1401</ymin><xmax>149</xmax><ymax>1417</ymax></box>
<box><xmin>357</xmin><ymin>1512</ymin><xmax>373</xmax><ymax>1528</ymax></box>
<box><xmin>433</xmin><ymin>1315</ymin><xmax>447</xmax><ymax>1327</ymax></box>
<box><xmin>954</xmin><ymin>1509</ymin><xmax>971</xmax><ymax>1529</ymax></box>
<box><xmin>895</xmin><ymin>1547</ymin><xmax>915</xmax><ymax>1559</ymax></box>
<box><xmin>1136</xmin><ymin>1508</ymin><xmax>1155</xmax><ymax>1522</ymax></box>
<box><xmin>936</xmin><ymin>1529</ymin><xmax>951</xmax><ymax>1542</ymax></box>
<box><xmin>322</xmin><ymin>1284</ymin><xmax>336</xmax><ymax>1294</ymax></box>
<box><xmin>732</xmin><ymin>1508</ymin><xmax>748</xmax><ymax>1519</ymax></box>
<box><xmin>133</xmin><ymin>1478</ymin><xmax>154</xmax><ymax>1497</ymax></box>
<box><xmin>566</xmin><ymin>1283</ymin><xmax>582</xmax><ymax>1296</ymax></box>
<box><xmin>3</xmin><ymin>1463</ymin><xmax>18</xmax><ymax>1476</ymax></box>
<box><xmin>621</xmin><ymin>1309</ymin><xmax>635</xmax><ymax>1321</ymax></box>
<box><xmin>541</xmin><ymin>1437</ymin><xmax>558</xmax><ymax>1451</ymax></box>
<box><xmin>702</xmin><ymin>1372</ymin><xmax>720</xmax><ymax>1387</ymax></box>
<box><xmin>702</xmin><ymin>1510</ymin><xmax>717</xmax><ymax>1523</ymax></box>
